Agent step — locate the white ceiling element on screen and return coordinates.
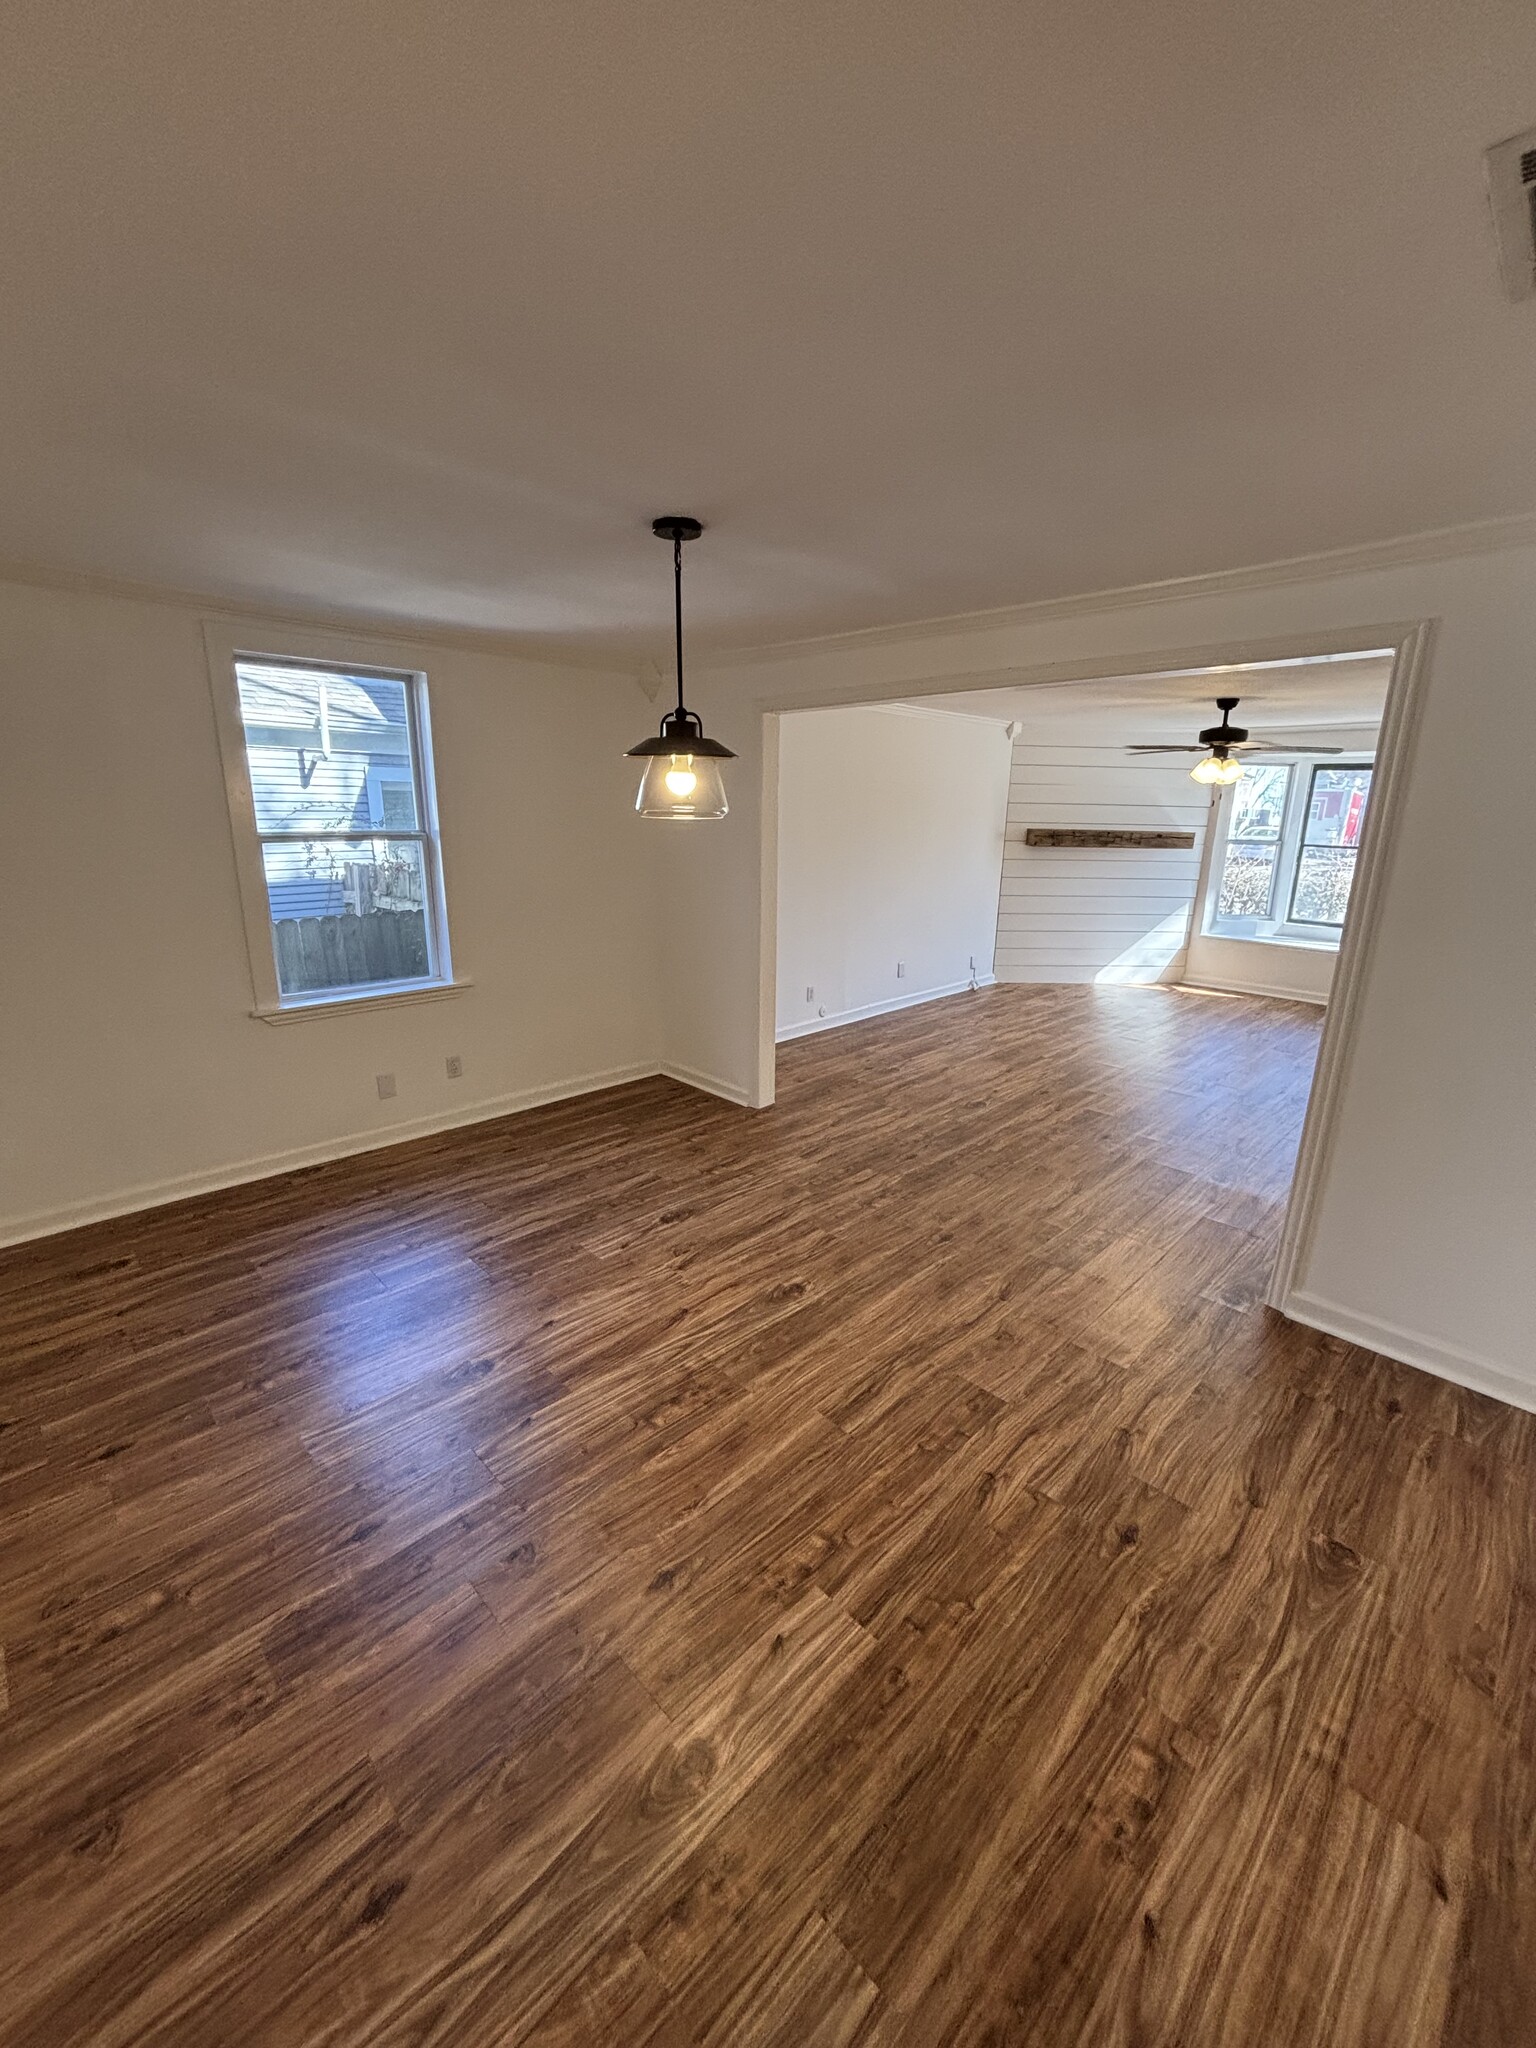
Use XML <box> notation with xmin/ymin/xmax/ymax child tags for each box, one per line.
<box><xmin>3</xmin><ymin>3</ymin><xmax>1534</xmax><ymax>662</ymax></box>
<box><xmin>902</xmin><ymin>652</ymin><xmax>1391</xmax><ymax>742</ymax></box>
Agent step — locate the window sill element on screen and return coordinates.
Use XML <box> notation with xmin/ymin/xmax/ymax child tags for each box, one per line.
<box><xmin>1200</xmin><ymin>929</ymin><xmax>1340</xmax><ymax>953</ymax></box>
<box><xmin>252</xmin><ymin>977</ymin><xmax>474</xmax><ymax>1025</ymax></box>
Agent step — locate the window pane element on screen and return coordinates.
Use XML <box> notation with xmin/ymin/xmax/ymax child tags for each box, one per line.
<box><xmin>262</xmin><ymin>839</ymin><xmax>433</xmax><ymax>994</ymax></box>
<box><xmin>1302</xmin><ymin>766</ymin><xmax>1372</xmax><ymax>848</ymax></box>
<box><xmin>1290</xmin><ymin>845</ymin><xmax>1357</xmax><ymax>926</ymax></box>
<box><xmin>1228</xmin><ymin>764</ymin><xmax>1290</xmax><ymax>841</ymax></box>
<box><xmin>235</xmin><ymin>663</ymin><xmax>418</xmax><ymax>834</ymax></box>
<box><xmin>1217</xmin><ymin>840</ymin><xmax>1279</xmax><ymax>918</ymax></box>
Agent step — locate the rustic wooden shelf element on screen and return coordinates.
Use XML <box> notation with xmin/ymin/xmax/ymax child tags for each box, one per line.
<box><xmin>1023</xmin><ymin>827</ymin><xmax>1197</xmax><ymax>849</ymax></box>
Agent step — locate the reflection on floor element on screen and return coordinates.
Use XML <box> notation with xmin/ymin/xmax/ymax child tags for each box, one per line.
<box><xmin>1</xmin><ymin>984</ymin><xmax>1530</xmax><ymax>2046</ymax></box>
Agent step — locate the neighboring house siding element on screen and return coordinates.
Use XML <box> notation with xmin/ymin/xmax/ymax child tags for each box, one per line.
<box><xmin>994</xmin><ymin>742</ymin><xmax>1208</xmax><ymax>984</ymax></box>
<box><xmin>248</xmin><ymin>746</ymin><xmax>418</xmax><ymax>919</ymax></box>
<box><xmin>241</xmin><ymin>678</ymin><xmax>415</xmax><ymax>922</ymax></box>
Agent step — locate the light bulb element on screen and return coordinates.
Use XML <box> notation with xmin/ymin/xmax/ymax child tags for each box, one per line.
<box><xmin>663</xmin><ymin>756</ymin><xmax>698</xmax><ymax>797</ymax></box>
<box><xmin>1190</xmin><ymin>753</ymin><xmax>1245</xmax><ymax>786</ymax></box>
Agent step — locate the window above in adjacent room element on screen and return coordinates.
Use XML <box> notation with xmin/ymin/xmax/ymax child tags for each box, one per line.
<box><xmin>206</xmin><ymin>636</ymin><xmax>460</xmax><ymax>1019</ymax></box>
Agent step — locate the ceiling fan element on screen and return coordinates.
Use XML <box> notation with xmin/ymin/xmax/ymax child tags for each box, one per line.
<box><xmin>1127</xmin><ymin>696</ymin><xmax>1345</xmax><ymax>785</ymax></box>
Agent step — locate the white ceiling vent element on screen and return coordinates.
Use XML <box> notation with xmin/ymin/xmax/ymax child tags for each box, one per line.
<box><xmin>1485</xmin><ymin>128</ymin><xmax>1536</xmax><ymax>301</ymax></box>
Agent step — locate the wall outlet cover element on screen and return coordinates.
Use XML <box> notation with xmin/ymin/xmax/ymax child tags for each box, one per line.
<box><xmin>376</xmin><ymin>1073</ymin><xmax>397</xmax><ymax>1100</ymax></box>
<box><xmin>445</xmin><ymin>1054</ymin><xmax>464</xmax><ymax>1080</ymax></box>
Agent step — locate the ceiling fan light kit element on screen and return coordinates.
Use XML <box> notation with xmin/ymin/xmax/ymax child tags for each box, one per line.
<box><xmin>1190</xmin><ymin>751</ymin><xmax>1246</xmax><ymax>785</ymax></box>
<box><xmin>1124</xmin><ymin>695</ymin><xmax>1346</xmax><ymax>783</ymax></box>
<box><xmin>627</xmin><ymin>516</ymin><xmax>734</xmax><ymax>820</ymax></box>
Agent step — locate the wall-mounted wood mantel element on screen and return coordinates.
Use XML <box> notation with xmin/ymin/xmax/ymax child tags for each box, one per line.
<box><xmin>1022</xmin><ymin>827</ymin><xmax>1197</xmax><ymax>849</ymax></box>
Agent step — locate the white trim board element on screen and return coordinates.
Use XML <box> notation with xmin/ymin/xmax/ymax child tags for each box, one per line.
<box><xmin>5</xmin><ymin>513</ymin><xmax>1536</xmax><ymax>675</ymax></box>
<box><xmin>655</xmin><ymin>1061</ymin><xmax>758</xmax><ymax>1108</ymax></box>
<box><xmin>1180</xmin><ymin>974</ymin><xmax>1327</xmax><ymax>1006</ymax></box>
<box><xmin>1282</xmin><ymin>1289</ymin><xmax>1536</xmax><ymax>1416</ymax></box>
<box><xmin>0</xmin><ymin>1062</ymin><xmax>731</xmax><ymax>1249</ymax></box>
<box><xmin>777</xmin><ymin>977</ymin><xmax>994</xmax><ymax>1042</ymax></box>
<box><xmin>0</xmin><ymin>560</ymin><xmax>633</xmax><ymax>677</ymax></box>
<box><xmin>1266</xmin><ymin>620</ymin><xmax>1436</xmax><ymax>1310</ymax></box>
<box><xmin>710</xmin><ymin>511</ymin><xmax>1536</xmax><ymax>670</ymax></box>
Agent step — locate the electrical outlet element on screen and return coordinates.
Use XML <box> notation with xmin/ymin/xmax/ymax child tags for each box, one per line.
<box><xmin>896</xmin><ymin>960</ymin><xmax>906</xmax><ymax>979</ymax></box>
<box><xmin>445</xmin><ymin>1054</ymin><xmax>464</xmax><ymax>1080</ymax></box>
<box><xmin>376</xmin><ymin>1073</ymin><xmax>397</xmax><ymax>1100</ymax></box>
<box><xmin>805</xmin><ymin>985</ymin><xmax>815</xmax><ymax>1003</ymax></box>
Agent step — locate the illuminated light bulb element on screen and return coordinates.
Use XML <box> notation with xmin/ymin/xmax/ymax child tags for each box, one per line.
<box><xmin>663</xmin><ymin>756</ymin><xmax>698</xmax><ymax>798</ymax></box>
<box><xmin>1190</xmin><ymin>752</ymin><xmax>1245</xmax><ymax>786</ymax></box>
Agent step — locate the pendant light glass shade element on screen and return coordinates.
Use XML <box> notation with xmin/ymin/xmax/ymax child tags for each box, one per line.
<box><xmin>634</xmin><ymin>751</ymin><xmax>729</xmax><ymax>818</ymax></box>
<box><xmin>1190</xmin><ymin>751</ymin><xmax>1245</xmax><ymax>786</ymax></box>
<box><xmin>627</xmin><ymin>516</ymin><xmax>734</xmax><ymax>820</ymax></box>
<box><xmin>631</xmin><ymin>713</ymin><xmax>732</xmax><ymax>818</ymax></box>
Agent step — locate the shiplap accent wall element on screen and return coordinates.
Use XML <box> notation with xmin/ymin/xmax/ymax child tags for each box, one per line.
<box><xmin>994</xmin><ymin>742</ymin><xmax>1210</xmax><ymax>983</ymax></box>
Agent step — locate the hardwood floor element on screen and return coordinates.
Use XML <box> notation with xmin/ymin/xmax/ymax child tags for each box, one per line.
<box><xmin>2</xmin><ymin>983</ymin><xmax>1531</xmax><ymax>2046</ymax></box>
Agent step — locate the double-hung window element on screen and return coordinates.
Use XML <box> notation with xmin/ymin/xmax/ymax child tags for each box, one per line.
<box><xmin>208</xmin><ymin>637</ymin><xmax>457</xmax><ymax>1017</ymax></box>
<box><xmin>1203</xmin><ymin>759</ymin><xmax>1373</xmax><ymax>947</ymax></box>
<box><xmin>1287</xmin><ymin>766</ymin><xmax>1373</xmax><ymax>927</ymax></box>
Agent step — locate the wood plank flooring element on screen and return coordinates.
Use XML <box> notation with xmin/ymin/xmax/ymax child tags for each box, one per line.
<box><xmin>2</xmin><ymin>983</ymin><xmax>1532</xmax><ymax>2046</ymax></box>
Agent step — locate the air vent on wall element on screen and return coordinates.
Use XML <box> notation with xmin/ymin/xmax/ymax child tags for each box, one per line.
<box><xmin>1485</xmin><ymin>127</ymin><xmax>1536</xmax><ymax>301</ymax></box>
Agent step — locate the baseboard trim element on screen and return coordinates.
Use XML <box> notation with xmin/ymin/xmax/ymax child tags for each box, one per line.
<box><xmin>776</xmin><ymin>976</ymin><xmax>995</xmax><ymax>1042</ymax></box>
<box><xmin>993</xmin><ymin>968</ymin><xmax>1180</xmax><ymax>987</ymax></box>
<box><xmin>1280</xmin><ymin>1288</ymin><xmax>1536</xmax><ymax>1415</ymax></box>
<box><xmin>0</xmin><ymin>1061</ymin><xmax>669</xmax><ymax>1249</ymax></box>
<box><xmin>655</xmin><ymin>1062</ymin><xmax>757</xmax><ymax>1108</ymax></box>
<box><xmin>1181</xmin><ymin>974</ymin><xmax>1328</xmax><ymax>1006</ymax></box>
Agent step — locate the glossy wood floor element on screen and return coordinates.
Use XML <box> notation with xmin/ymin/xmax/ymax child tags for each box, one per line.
<box><xmin>3</xmin><ymin>985</ymin><xmax>1532</xmax><ymax>2047</ymax></box>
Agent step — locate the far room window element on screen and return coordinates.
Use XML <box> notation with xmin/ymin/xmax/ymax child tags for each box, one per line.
<box><xmin>209</xmin><ymin>647</ymin><xmax>455</xmax><ymax>1015</ymax></box>
<box><xmin>1288</xmin><ymin>765</ymin><xmax>1373</xmax><ymax>927</ymax></box>
<box><xmin>1203</xmin><ymin>759</ymin><xmax>1373</xmax><ymax>948</ymax></box>
<box><xmin>1214</xmin><ymin>765</ymin><xmax>1292</xmax><ymax>919</ymax></box>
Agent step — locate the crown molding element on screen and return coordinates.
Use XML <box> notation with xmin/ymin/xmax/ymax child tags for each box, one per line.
<box><xmin>6</xmin><ymin>507</ymin><xmax>1534</xmax><ymax>682</ymax></box>
<box><xmin>0</xmin><ymin>557</ymin><xmax>630</xmax><ymax>678</ymax></box>
<box><xmin>704</xmin><ymin>510</ymin><xmax>1536</xmax><ymax>671</ymax></box>
<box><xmin>794</xmin><ymin>698</ymin><xmax>1012</xmax><ymax>728</ymax></box>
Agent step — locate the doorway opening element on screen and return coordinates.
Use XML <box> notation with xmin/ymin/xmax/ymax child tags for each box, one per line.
<box><xmin>762</xmin><ymin>624</ymin><xmax>1429</xmax><ymax>1315</ymax></box>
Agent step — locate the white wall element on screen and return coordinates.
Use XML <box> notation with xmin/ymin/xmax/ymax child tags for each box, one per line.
<box><xmin>1182</xmin><ymin>933</ymin><xmax>1336</xmax><ymax>1005</ymax></box>
<box><xmin>775</xmin><ymin>706</ymin><xmax>1010</xmax><ymax>1038</ymax></box>
<box><xmin>8</xmin><ymin>542</ymin><xmax>1535</xmax><ymax>1411</ymax></box>
<box><xmin>1182</xmin><ymin>724</ymin><xmax>1381</xmax><ymax>1006</ymax></box>
<box><xmin>0</xmin><ymin>579</ymin><xmax>661</xmax><ymax>1240</ymax></box>
<box><xmin>662</xmin><ymin>537</ymin><xmax>1536</xmax><ymax>1405</ymax></box>
<box><xmin>995</xmin><ymin>744</ymin><xmax>1207</xmax><ymax>985</ymax></box>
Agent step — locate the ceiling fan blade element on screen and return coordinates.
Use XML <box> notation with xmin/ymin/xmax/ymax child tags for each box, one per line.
<box><xmin>1125</xmin><ymin>744</ymin><xmax>1202</xmax><ymax>753</ymax></box>
<box><xmin>1238</xmin><ymin>744</ymin><xmax>1346</xmax><ymax>756</ymax></box>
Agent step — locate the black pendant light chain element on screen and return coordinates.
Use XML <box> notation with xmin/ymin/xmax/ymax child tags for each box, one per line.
<box><xmin>653</xmin><ymin>513</ymin><xmax>704</xmax><ymax>743</ymax></box>
<box><xmin>671</xmin><ymin>525</ymin><xmax>687</xmax><ymax>724</ymax></box>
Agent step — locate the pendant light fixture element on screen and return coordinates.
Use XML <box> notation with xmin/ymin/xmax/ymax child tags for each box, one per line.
<box><xmin>626</xmin><ymin>515</ymin><xmax>734</xmax><ymax>819</ymax></box>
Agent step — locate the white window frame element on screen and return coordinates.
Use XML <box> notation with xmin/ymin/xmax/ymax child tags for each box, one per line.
<box><xmin>1201</xmin><ymin>755</ymin><xmax>1375</xmax><ymax>950</ymax></box>
<box><xmin>204</xmin><ymin>622</ymin><xmax>468</xmax><ymax>1022</ymax></box>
